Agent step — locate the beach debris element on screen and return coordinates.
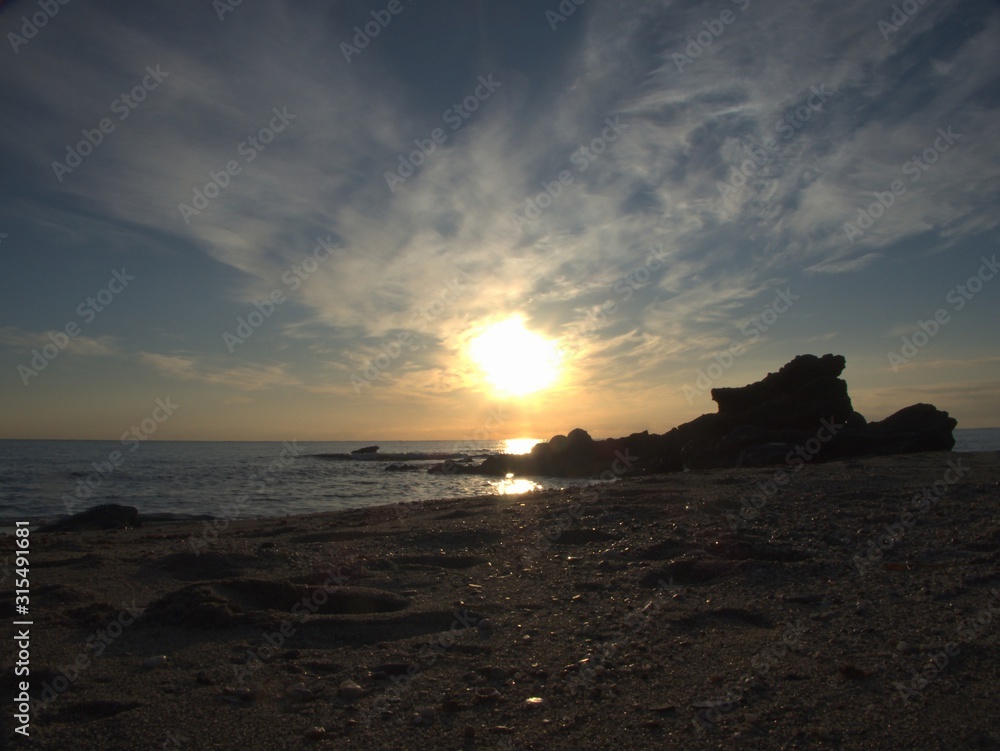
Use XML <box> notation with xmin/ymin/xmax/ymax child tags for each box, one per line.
<box><xmin>142</xmin><ymin>655</ymin><xmax>168</xmax><ymax>670</ymax></box>
<box><xmin>339</xmin><ymin>679</ymin><xmax>365</xmax><ymax>702</ymax></box>
<box><xmin>303</xmin><ymin>726</ymin><xmax>328</xmax><ymax>740</ymax></box>
<box><xmin>524</xmin><ymin>697</ymin><xmax>545</xmax><ymax>708</ymax></box>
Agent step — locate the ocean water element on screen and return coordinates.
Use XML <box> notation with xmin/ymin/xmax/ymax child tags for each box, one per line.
<box><xmin>0</xmin><ymin>438</ymin><xmax>567</xmax><ymax>524</ymax></box>
<box><xmin>1</xmin><ymin>429</ymin><xmax>997</xmax><ymax>524</ymax></box>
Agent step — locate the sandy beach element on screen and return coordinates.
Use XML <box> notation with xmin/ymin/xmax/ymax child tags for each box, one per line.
<box><xmin>6</xmin><ymin>451</ymin><xmax>1000</xmax><ymax>750</ymax></box>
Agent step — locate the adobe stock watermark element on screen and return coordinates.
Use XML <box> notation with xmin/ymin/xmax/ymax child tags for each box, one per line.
<box><xmin>510</xmin><ymin>116</ymin><xmax>628</xmax><ymax>231</ymax></box>
<box><xmin>545</xmin><ymin>0</ymin><xmax>586</xmax><ymax>31</ymax></box>
<box><xmin>213</xmin><ymin>0</ymin><xmax>244</xmax><ymax>21</ymax></box>
<box><xmin>223</xmin><ymin>236</ymin><xmax>337</xmax><ymax>353</ymax></box>
<box><xmin>7</xmin><ymin>0</ymin><xmax>71</xmax><ymax>54</ymax></box>
<box><xmin>682</xmin><ymin>287</ymin><xmax>798</xmax><ymax>404</ymax></box>
<box><xmin>693</xmin><ymin>619</ymin><xmax>807</xmax><ymax>731</ymax></box>
<box><xmin>565</xmin><ymin>577</ymin><xmax>675</xmax><ymax>697</ymax></box>
<box><xmin>189</xmin><ymin>441</ymin><xmax>301</xmax><ymax>554</ymax></box>
<box><xmin>725</xmin><ymin>417</ymin><xmax>840</xmax><ymax>532</ymax></box>
<box><xmin>517</xmin><ymin>448</ymin><xmax>638</xmax><ymax>567</ymax></box>
<box><xmin>852</xmin><ymin>458</ymin><xmax>969</xmax><ymax>574</ymax></box>
<box><xmin>894</xmin><ymin>587</ymin><xmax>1000</xmax><ymax>705</ymax></box>
<box><xmin>879</xmin><ymin>0</ymin><xmax>934</xmax><ymax>42</ymax></box>
<box><xmin>350</xmin><ymin>272</ymin><xmax>468</xmax><ymax>393</ymax></box>
<box><xmin>178</xmin><ymin>106</ymin><xmax>297</xmax><ymax>224</ymax></box>
<box><xmin>717</xmin><ymin>85</ymin><xmax>835</xmax><ymax>198</ymax></box>
<box><xmin>671</xmin><ymin>0</ymin><xmax>751</xmax><ymax>72</ymax></box>
<box><xmin>887</xmin><ymin>254</ymin><xmax>997</xmax><ymax>371</ymax></box>
<box><xmin>18</xmin><ymin>267</ymin><xmax>136</xmax><ymax>386</ymax></box>
<box><xmin>30</xmin><ymin>601</ymin><xmax>145</xmax><ymax>713</ymax></box>
<box><xmin>233</xmin><ymin>568</ymin><xmax>350</xmax><ymax>684</ymax></box>
<box><xmin>844</xmin><ymin>126</ymin><xmax>960</xmax><ymax>243</ymax></box>
<box><xmin>51</xmin><ymin>65</ymin><xmax>169</xmax><ymax>183</ymax></box>
<box><xmin>340</xmin><ymin>0</ymin><xmax>410</xmax><ymax>63</ymax></box>
<box><xmin>384</xmin><ymin>74</ymin><xmax>501</xmax><ymax>192</ymax></box>
<box><xmin>61</xmin><ymin>397</ymin><xmax>180</xmax><ymax>514</ymax></box>
<box><xmin>560</xmin><ymin>244</ymin><xmax>669</xmax><ymax>362</ymax></box>
<box><xmin>352</xmin><ymin>608</ymin><xmax>481</xmax><ymax>728</ymax></box>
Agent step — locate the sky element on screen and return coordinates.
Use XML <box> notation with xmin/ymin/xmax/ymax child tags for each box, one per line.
<box><xmin>0</xmin><ymin>0</ymin><xmax>998</xmax><ymax>442</ymax></box>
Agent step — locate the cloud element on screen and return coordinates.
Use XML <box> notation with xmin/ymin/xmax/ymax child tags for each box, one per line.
<box><xmin>0</xmin><ymin>326</ymin><xmax>119</xmax><ymax>356</ymax></box>
<box><xmin>805</xmin><ymin>253</ymin><xmax>881</xmax><ymax>275</ymax></box>
<box><xmin>139</xmin><ymin>352</ymin><xmax>301</xmax><ymax>391</ymax></box>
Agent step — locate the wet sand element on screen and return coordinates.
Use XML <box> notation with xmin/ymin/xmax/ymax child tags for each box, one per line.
<box><xmin>5</xmin><ymin>451</ymin><xmax>1000</xmax><ymax>750</ymax></box>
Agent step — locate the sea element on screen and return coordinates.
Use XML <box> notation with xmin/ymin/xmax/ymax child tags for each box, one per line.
<box><xmin>1</xmin><ymin>429</ymin><xmax>998</xmax><ymax>525</ymax></box>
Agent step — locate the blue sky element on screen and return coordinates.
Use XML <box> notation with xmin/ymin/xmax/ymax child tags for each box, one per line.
<box><xmin>0</xmin><ymin>0</ymin><xmax>998</xmax><ymax>441</ymax></box>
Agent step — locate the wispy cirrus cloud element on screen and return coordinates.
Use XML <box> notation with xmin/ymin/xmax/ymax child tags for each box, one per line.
<box><xmin>139</xmin><ymin>352</ymin><xmax>301</xmax><ymax>391</ymax></box>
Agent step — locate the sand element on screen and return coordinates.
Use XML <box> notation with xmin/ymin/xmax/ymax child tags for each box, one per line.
<box><xmin>4</xmin><ymin>451</ymin><xmax>1000</xmax><ymax>750</ymax></box>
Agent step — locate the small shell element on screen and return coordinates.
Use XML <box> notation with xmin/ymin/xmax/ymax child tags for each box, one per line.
<box><xmin>474</xmin><ymin>687</ymin><xmax>502</xmax><ymax>703</ymax></box>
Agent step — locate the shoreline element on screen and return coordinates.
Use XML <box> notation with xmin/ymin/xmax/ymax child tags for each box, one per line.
<box><xmin>5</xmin><ymin>451</ymin><xmax>1000</xmax><ymax>749</ymax></box>
<box><xmin>4</xmin><ymin>447</ymin><xmax>997</xmax><ymax>530</ymax></box>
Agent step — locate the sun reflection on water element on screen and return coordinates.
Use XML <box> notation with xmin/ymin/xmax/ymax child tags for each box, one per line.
<box><xmin>493</xmin><ymin>473</ymin><xmax>542</xmax><ymax>495</ymax></box>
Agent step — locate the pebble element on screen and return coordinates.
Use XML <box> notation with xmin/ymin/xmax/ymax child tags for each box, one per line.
<box><xmin>220</xmin><ymin>686</ymin><xmax>261</xmax><ymax>703</ymax></box>
<box><xmin>524</xmin><ymin>697</ymin><xmax>545</xmax><ymax>708</ymax></box>
<box><xmin>286</xmin><ymin>683</ymin><xmax>315</xmax><ymax>702</ymax></box>
<box><xmin>478</xmin><ymin>618</ymin><xmax>496</xmax><ymax>632</ymax></box>
<box><xmin>339</xmin><ymin>679</ymin><xmax>365</xmax><ymax>702</ymax></box>
<box><xmin>304</xmin><ymin>727</ymin><xmax>328</xmax><ymax>740</ymax></box>
<box><xmin>142</xmin><ymin>655</ymin><xmax>168</xmax><ymax>670</ymax></box>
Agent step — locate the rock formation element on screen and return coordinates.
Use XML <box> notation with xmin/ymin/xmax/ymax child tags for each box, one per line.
<box><xmin>37</xmin><ymin>503</ymin><xmax>141</xmax><ymax>532</ymax></box>
<box><xmin>437</xmin><ymin>354</ymin><xmax>958</xmax><ymax>478</ymax></box>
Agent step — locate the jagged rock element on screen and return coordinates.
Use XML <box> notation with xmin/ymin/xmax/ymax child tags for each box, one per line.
<box><xmin>351</xmin><ymin>445</ymin><xmax>380</xmax><ymax>454</ymax></box>
<box><xmin>711</xmin><ymin>354</ymin><xmax>854</xmax><ymax>429</ymax></box>
<box><xmin>37</xmin><ymin>504</ymin><xmax>141</xmax><ymax>533</ymax></box>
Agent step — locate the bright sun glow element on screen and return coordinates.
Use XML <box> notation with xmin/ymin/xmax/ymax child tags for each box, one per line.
<box><xmin>504</xmin><ymin>437</ymin><xmax>541</xmax><ymax>455</ymax></box>
<box><xmin>469</xmin><ymin>317</ymin><xmax>561</xmax><ymax>396</ymax></box>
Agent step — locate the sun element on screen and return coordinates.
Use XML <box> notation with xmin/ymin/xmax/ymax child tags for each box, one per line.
<box><xmin>469</xmin><ymin>317</ymin><xmax>561</xmax><ymax>396</ymax></box>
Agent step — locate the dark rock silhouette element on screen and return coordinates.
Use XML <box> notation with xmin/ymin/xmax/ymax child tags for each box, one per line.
<box><xmin>38</xmin><ymin>503</ymin><xmax>141</xmax><ymax>532</ymax></box>
<box><xmin>437</xmin><ymin>354</ymin><xmax>957</xmax><ymax>477</ymax></box>
<box><xmin>351</xmin><ymin>445</ymin><xmax>380</xmax><ymax>454</ymax></box>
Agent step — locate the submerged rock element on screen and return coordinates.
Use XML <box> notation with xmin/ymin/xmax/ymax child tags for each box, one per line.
<box><xmin>37</xmin><ymin>503</ymin><xmax>141</xmax><ymax>533</ymax></box>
